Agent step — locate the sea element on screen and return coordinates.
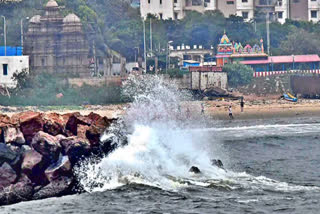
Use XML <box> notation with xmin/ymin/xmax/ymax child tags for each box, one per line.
<box><xmin>1</xmin><ymin>75</ymin><xmax>320</xmax><ymax>214</ymax></box>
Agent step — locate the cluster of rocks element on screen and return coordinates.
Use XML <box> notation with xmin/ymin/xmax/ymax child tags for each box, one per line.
<box><xmin>0</xmin><ymin>111</ymin><xmax>115</xmax><ymax>205</ymax></box>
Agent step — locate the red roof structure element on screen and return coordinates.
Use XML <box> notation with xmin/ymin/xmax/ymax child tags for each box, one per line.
<box><xmin>240</xmin><ymin>55</ymin><xmax>320</xmax><ymax>65</ymax></box>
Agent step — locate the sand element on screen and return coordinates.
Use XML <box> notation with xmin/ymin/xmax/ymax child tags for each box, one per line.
<box><xmin>1</xmin><ymin>98</ymin><xmax>320</xmax><ymax>120</ymax></box>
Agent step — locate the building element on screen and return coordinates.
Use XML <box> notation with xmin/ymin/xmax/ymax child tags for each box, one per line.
<box><xmin>190</xmin><ymin>66</ymin><xmax>227</xmax><ymax>90</ymax></box>
<box><xmin>140</xmin><ymin>0</ymin><xmax>319</xmax><ymax>23</ymax></box>
<box><xmin>24</xmin><ymin>0</ymin><xmax>89</xmax><ymax>76</ymax></box>
<box><xmin>0</xmin><ymin>56</ymin><xmax>29</xmax><ymax>88</ymax></box>
<box><xmin>169</xmin><ymin>44</ymin><xmax>215</xmax><ymax>67</ymax></box>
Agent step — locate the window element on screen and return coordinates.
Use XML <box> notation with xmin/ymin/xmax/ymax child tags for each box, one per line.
<box><xmin>277</xmin><ymin>0</ymin><xmax>282</xmax><ymax>6</ymax></box>
<box><xmin>159</xmin><ymin>13</ymin><xmax>163</xmax><ymax>19</ymax></box>
<box><xmin>278</xmin><ymin>11</ymin><xmax>283</xmax><ymax>19</ymax></box>
<box><xmin>242</xmin><ymin>0</ymin><xmax>248</xmax><ymax>2</ymax></box>
<box><xmin>293</xmin><ymin>0</ymin><xmax>299</xmax><ymax>3</ymax></box>
<box><xmin>204</xmin><ymin>0</ymin><xmax>210</xmax><ymax>2</ymax></box>
<box><xmin>160</xmin><ymin>0</ymin><xmax>162</xmax><ymax>4</ymax></box>
<box><xmin>174</xmin><ymin>0</ymin><xmax>177</xmax><ymax>3</ymax></box>
<box><xmin>227</xmin><ymin>1</ymin><xmax>234</xmax><ymax>4</ymax></box>
<box><xmin>2</xmin><ymin>64</ymin><xmax>8</xmax><ymax>76</ymax></box>
<box><xmin>148</xmin><ymin>0</ymin><xmax>151</xmax><ymax>4</ymax></box>
<box><xmin>242</xmin><ymin>12</ymin><xmax>249</xmax><ymax>19</ymax></box>
<box><xmin>41</xmin><ymin>58</ymin><xmax>45</xmax><ymax>66</ymax></box>
<box><xmin>311</xmin><ymin>10</ymin><xmax>317</xmax><ymax>18</ymax></box>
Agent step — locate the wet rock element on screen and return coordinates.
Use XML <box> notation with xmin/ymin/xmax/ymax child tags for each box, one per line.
<box><xmin>189</xmin><ymin>166</ymin><xmax>201</xmax><ymax>174</ymax></box>
<box><xmin>87</xmin><ymin>112</ymin><xmax>102</xmax><ymax>123</ymax></box>
<box><xmin>16</xmin><ymin>112</ymin><xmax>44</xmax><ymax>143</ymax></box>
<box><xmin>31</xmin><ymin>131</ymin><xmax>61</xmax><ymax>162</ymax></box>
<box><xmin>45</xmin><ymin>155</ymin><xmax>72</xmax><ymax>182</ymax></box>
<box><xmin>211</xmin><ymin>159</ymin><xmax>224</xmax><ymax>169</ymax></box>
<box><xmin>86</xmin><ymin>117</ymin><xmax>114</xmax><ymax>146</ymax></box>
<box><xmin>3</xmin><ymin>127</ymin><xmax>25</xmax><ymax>145</ymax></box>
<box><xmin>66</xmin><ymin>113</ymin><xmax>92</xmax><ymax>136</ymax></box>
<box><xmin>32</xmin><ymin>176</ymin><xmax>74</xmax><ymax>200</ymax></box>
<box><xmin>0</xmin><ymin>143</ymin><xmax>18</xmax><ymax>166</ymax></box>
<box><xmin>0</xmin><ymin>174</ymin><xmax>33</xmax><ymax>205</ymax></box>
<box><xmin>21</xmin><ymin>150</ymin><xmax>48</xmax><ymax>185</ymax></box>
<box><xmin>0</xmin><ymin>162</ymin><xmax>17</xmax><ymax>190</ymax></box>
<box><xmin>60</xmin><ymin>136</ymin><xmax>90</xmax><ymax>165</ymax></box>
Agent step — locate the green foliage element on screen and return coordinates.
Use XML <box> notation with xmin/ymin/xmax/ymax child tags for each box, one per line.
<box><xmin>0</xmin><ymin>73</ymin><xmax>123</xmax><ymax>106</ymax></box>
<box><xmin>223</xmin><ymin>63</ymin><xmax>254</xmax><ymax>87</ymax></box>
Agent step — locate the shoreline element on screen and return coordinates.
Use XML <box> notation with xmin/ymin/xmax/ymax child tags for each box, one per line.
<box><xmin>1</xmin><ymin>98</ymin><xmax>320</xmax><ymax>120</ymax></box>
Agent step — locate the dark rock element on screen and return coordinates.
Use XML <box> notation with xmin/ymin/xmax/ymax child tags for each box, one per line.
<box><xmin>32</xmin><ymin>176</ymin><xmax>74</xmax><ymax>200</ymax></box>
<box><xmin>0</xmin><ymin>143</ymin><xmax>18</xmax><ymax>166</ymax></box>
<box><xmin>66</xmin><ymin>113</ymin><xmax>92</xmax><ymax>136</ymax></box>
<box><xmin>43</xmin><ymin>113</ymin><xmax>66</xmax><ymax>136</ymax></box>
<box><xmin>60</xmin><ymin>136</ymin><xmax>90</xmax><ymax>165</ymax></box>
<box><xmin>31</xmin><ymin>131</ymin><xmax>61</xmax><ymax>163</ymax></box>
<box><xmin>211</xmin><ymin>159</ymin><xmax>224</xmax><ymax>169</ymax></box>
<box><xmin>0</xmin><ymin>162</ymin><xmax>17</xmax><ymax>190</ymax></box>
<box><xmin>86</xmin><ymin>117</ymin><xmax>114</xmax><ymax>146</ymax></box>
<box><xmin>45</xmin><ymin>155</ymin><xmax>72</xmax><ymax>182</ymax></box>
<box><xmin>0</xmin><ymin>174</ymin><xmax>33</xmax><ymax>206</ymax></box>
<box><xmin>3</xmin><ymin>127</ymin><xmax>25</xmax><ymax>145</ymax></box>
<box><xmin>16</xmin><ymin>112</ymin><xmax>44</xmax><ymax>143</ymax></box>
<box><xmin>189</xmin><ymin>166</ymin><xmax>201</xmax><ymax>174</ymax></box>
<box><xmin>87</xmin><ymin>112</ymin><xmax>102</xmax><ymax>123</ymax></box>
<box><xmin>21</xmin><ymin>150</ymin><xmax>48</xmax><ymax>185</ymax></box>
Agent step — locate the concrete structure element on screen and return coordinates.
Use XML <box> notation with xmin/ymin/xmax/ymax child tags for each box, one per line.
<box><xmin>0</xmin><ymin>56</ymin><xmax>29</xmax><ymax>88</ymax></box>
<box><xmin>190</xmin><ymin>66</ymin><xmax>227</xmax><ymax>90</ymax></box>
<box><xmin>141</xmin><ymin>0</ymin><xmax>319</xmax><ymax>22</ymax></box>
<box><xmin>24</xmin><ymin>0</ymin><xmax>89</xmax><ymax>76</ymax></box>
<box><xmin>169</xmin><ymin>44</ymin><xmax>215</xmax><ymax>67</ymax></box>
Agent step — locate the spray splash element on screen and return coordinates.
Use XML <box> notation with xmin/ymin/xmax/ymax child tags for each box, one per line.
<box><xmin>76</xmin><ymin>74</ymin><xmax>320</xmax><ymax>193</ymax></box>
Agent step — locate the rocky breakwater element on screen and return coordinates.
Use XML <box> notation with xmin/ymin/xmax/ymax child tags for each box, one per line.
<box><xmin>0</xmin><ymin>111</ymin><xmax>115</xmax><ymax>205</ymax></box>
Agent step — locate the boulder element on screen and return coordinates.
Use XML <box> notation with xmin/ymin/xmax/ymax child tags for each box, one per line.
<box><xmin>211</xmin><ymin>159</ymin><xmax>224</xmax><ymax>169</ymax></box>
<box><xmin>77</xmin><ymin>124</ymin><xmax>90</xmax><ymax>140</ymax></box>
<box><xmin>86</xmin><ymin>117</ymin><xmax>114</xmax><ymax>146</ymax></box>
<box><xmin>0</xmin><ymin>162</ymin><xmax>17</xmax><ymax>190</ymax></box>
<box><xmin>60</xmin><ymin>136</ymin><xmax>91</xmax><ymax>165</ymax></box>
<box><xmin>0</xmin><ymin>143</ymin><xmax>18</xmax><ymax>166</ymax></box>
<box><xmin>32</xmin><ymin>176</ymin><xmax>74</xmax><ymax>200</ymax></box>
<box><xmin>43</xmin><ymin>113</ymin><xmax>66</xmax><ymax>136</ymax></box>
<box><xmin>0</xmin><ymin>174</ymin><xmax>33</xmax><ymax>206</ymax></box>
<box><xmin>0</xmin><ymin>114</ymin><xmax>12</xmax><ymax>128</ymax></box>
<box><xmin>189</xmin><ymin>166</ymin><xmax>201</xmax><ymax>174</ymax></box>
<box><xmin>87</xmin><ymin>112</ymin><xmax>102</xmax><ymax>123</ymax></box>
<box><xmin>45</xmin><ymin>155</ymin><xmax>72</xmax><ymax>182</ymax></box>
<box><xmin>31</xmin><ymin>131</ymin><xmax>61</xmax><ymax>162</ymax></box>
<box><xmin>21</xmin><ymin>150</ymin><xmax>48</xmax><ymax>185</ymax></box>
<box><xmin>65</xmin><ymin>113</ymin><xmax>92</xmax><ymax>136</ymax></box>
<box><xmin>15</xmin><ymin>112</ymin><xmax>44</xmax><ymax>143</ymax></box>
<box><xmin>3</xmin><ymin>127</ymin><xmax>25</xmax><ymax>145</ymax></box>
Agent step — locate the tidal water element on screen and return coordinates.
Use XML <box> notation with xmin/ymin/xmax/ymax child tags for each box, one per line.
<box><xmin>2</xmin><ymin>117</ymin><xmax>320</xmax><ymax>214</ymax></box>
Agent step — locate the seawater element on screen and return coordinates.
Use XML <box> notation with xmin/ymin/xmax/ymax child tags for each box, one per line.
<box><xmin>1</xmin><ymin>75</ymin><xmax>320</xmax><ymax>214</ymax></box>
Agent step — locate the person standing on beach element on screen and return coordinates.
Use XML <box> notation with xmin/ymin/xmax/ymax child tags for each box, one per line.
<box><xmin>186</xmin><ymin>107</ymin><xmax>191</xmax><ymax>118</ymax></box>
<box><xmin>201</xmin><ymin>103</ymin><xmax>205</xmax><ymax>115</ymax></box>
<box><xmin>240</xmin><ymin>97</ymin><xmax>244</xmax><ymax>113</ymax></box>
<box><xmin>228</xmin><ymin>106</ymin><xmax>234</xmax><ymax>119</ymax></box>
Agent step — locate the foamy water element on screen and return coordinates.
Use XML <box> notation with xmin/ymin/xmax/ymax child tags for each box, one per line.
<box><xmin>76</xmin><ymin>75</ymin><xmax>320</xmax><ymax>195</ymax></box>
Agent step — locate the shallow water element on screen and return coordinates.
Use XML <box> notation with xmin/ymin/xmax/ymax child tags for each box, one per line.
<box><xmin>2</xmin><ymin>117</ymin><xmax>320</xmax><ymax>214</ymax></box>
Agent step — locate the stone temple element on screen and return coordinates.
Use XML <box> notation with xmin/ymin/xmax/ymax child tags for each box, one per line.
<box><xmin>24</xmin><ymin>0</ymin><xmax>89</xmax><ymax>76</ymax></box>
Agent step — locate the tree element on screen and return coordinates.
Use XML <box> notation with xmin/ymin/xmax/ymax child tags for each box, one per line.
<box><xmin>278</xmin><ymin>29</ymin><xmax>320</xmax><ymax>55</ymax></box>
<box><xmin>223</xmin><ymin>63</ymin><xmax>254</xmax><ymax>87</ymax></box>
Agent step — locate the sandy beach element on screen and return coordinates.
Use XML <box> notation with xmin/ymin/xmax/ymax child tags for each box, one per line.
<box><xmin>1</xmin><ymin>97</ymin><xmax>320</xmax><ymax>120</ymax></box>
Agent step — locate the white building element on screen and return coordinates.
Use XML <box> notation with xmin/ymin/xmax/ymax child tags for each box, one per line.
<box><xmin>0</xmin><ymin>56</ymin><xmax>29</xmax><ymax>88</ymax></box>
<box><xmin>235</xmin><ymin>0</ymin><xmax>255</xmax><ymax>21</ymax></box>
<box><xmin>308</xmin><ymin>0</ymin><xmax>320</xmax><ymax>22</ymax></box>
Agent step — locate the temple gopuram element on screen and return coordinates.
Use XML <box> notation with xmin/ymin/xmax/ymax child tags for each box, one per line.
<box><xmin>216</xmin><ymin>33</ymin><xmax>268</xmax><ymax>67</ymax></box>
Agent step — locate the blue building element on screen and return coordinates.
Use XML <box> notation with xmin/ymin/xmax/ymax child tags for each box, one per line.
<box><xmin>0</xmin><ymin>46</ymin><xmax>23</xmax><ymax>56</ymax></box>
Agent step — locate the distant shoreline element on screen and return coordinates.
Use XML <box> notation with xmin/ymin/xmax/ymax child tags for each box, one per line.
<box><xmin>1</xmin><ymin>98</ymin><xmax>320</xmax><ymax>121</ymax></box>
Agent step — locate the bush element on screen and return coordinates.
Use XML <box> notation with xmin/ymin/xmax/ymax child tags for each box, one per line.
<box><xmin>0</xmin><ymin>73</ymin><xmax>123</xmax><ymax>106</ymax></box>
<box><xmin>223</xmin><ymin>63</ymin><xmax>254</xmax><ymax>87</ymax></box>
